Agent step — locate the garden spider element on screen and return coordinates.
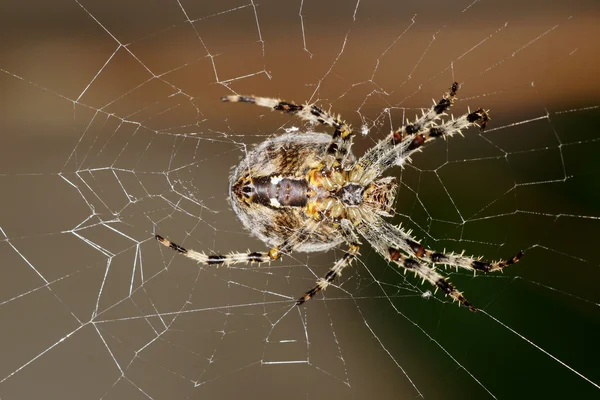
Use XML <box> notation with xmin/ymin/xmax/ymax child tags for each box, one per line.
<box><xmin>156</xmin><ymin>82</ymin><xmax>523</xmax><ymax>311</ymax></box>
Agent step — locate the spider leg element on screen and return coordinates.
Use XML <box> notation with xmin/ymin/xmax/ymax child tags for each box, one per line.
<box><xmin>383</xmin><ymin>221</ymin><xmax>524</xmax><ymax>274</ymax></box>
<box><xmin>296</xmin><ymin>219</ymin><xmax>361</xmax><ymax>304</ymax></box>
<box><xmin>412</xmin><ymin>243</ymin><xmax>523</xmax><ymax>274</ymax></box>
<box><xmin>393</xmin><ymin>81</ymin><xmax>460</xmax><ymax>141</ymax></box>
<box><xmin>156</xmin><ymin>216</ymin><xmax>322</xmax><ymax>266</ymax></box>
<box><xmin>358</xmin><ymin>219</ymin><xmax>476</xmax><ymax>311</ymax></box>
<box><xmin>222</xmin><ymin>95</ymin><xmax>353</xmax><ymax>164</ymax></box>
<box><xmin>351</xmin><ymin>83</ymin><xmax>488</xmax><ymax>184</ymax></box>
<box><xmin>296</xmin><ymin>243</ymin><xmax>360</xmax><ymax>305</ymax></box>
<box><xmin>155</xmin><ymin>235</ymin><xmax>278</xmax><ymax>265</ymax></box>
<box><xmin>387</xmin><ymin>248</ymin><xmax>476</xmax><ymax>311</ymax></box>
<box><xmin>400</xmin><ymin>108</ymin><xmax>489</xmax><ymax>153</ymax></box>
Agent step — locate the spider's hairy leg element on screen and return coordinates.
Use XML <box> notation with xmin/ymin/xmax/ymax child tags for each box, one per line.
<box><xmin>352</xmin><ymin>82</ymin><xmax>458</xmax><ymax>174</ymax></box>
<box><xmin>221</xmin><ymin>95</ymin><xmax>353</xmax><ymax>163</ymax></box>
<box><xmin>385</xmin><ymin>221</ymin><xmax>524</xmax><ymax>274</ymax></box>
<box><xmin>351</xmin><ymin>82</ymin><xmax>486</xmax><ymax>184</ymax></box>
<box><xmin>352</xmin><ymin>107</ymin><xmax>489</xmax><ymax>184</ymax></box>
<box><xmin>416</xmin><ymin>243</ymin><xmax>524</xmax><ymax>274</ymax></box>
<box><xmin>296</xmin><ymin>243</ymin><xmax>360</xmax><ymax>305</ymax></box>
<box><xmin>296</xmin><ymin>220</ymin><xmax>361</xmax><ymax>304</ymax></box>
<box><xmin>156</xmin><ymin>219</ymin><xmax>319</xmax><ymax>271</ymax></box>
<box><xmin>395</xmin><ymin>81</ymin><xmax>460</xmax><ymax>139</ymax></box>
<box><xmin>400</xmin><ymin>108</ymin><xmax>489</xmax><ymax>152</ymax></box>
<box><xmin>155</xmin><ymin>234</ymin><xmax>278</xmax><ymax>265</ymax></box>
<box><xmin>358</xmin><ymin>220</ymin><xmax>476</xmax><ymax>311</ymax></box>
<box><xmin>388</xmin><ymin>248</ymin><xmax>477</xmax><ymax>311</ymax></box>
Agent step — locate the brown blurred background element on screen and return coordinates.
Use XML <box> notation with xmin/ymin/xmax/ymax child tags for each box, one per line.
<box><xmin>1</xmin><ymin>0</ymin><xmax>599</xmax><ymax>399</ymax></box>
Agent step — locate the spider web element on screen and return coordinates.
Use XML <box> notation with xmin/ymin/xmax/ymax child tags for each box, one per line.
<box><xmin>1</xmin><ymin>0</ymin><xmax>599</xmax><ymax>399</ymax></box>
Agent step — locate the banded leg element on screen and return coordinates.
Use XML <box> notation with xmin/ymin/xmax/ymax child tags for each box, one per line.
<box><xmin>358</xmin><ymin>219</ymin><xmax>477</xmax><ymax>311</ymax></box>
<box><xmin>221</xmin><ymin>95</ymin><xmax>353</xmax><ymax>163</ymax></box>
<box><xmin>409</xmin><ymin>241</ymin><xmax>523</xmax><ymax>274</ymax></box>
<box><xmin>384</xmin><ymin>221</ymin><xmax>524</xmax><ymax>275</ymax></box>
<box><xmin>352</xmin><ymin>108</ymin><xmax>489</xmax><ymax>184</ymax></box>
<box><xmin>155</xmin><ymin>234</ymin><xmax>277</xmax><ymax>265</ymax></box>
<box><xmin>399</xmin><ymin>108</ymin><xmax>489</xmax><ymax>152</ymax></box>
<box><xmin>296</xmin><ymin>243</ymin><xmax>360</xmax><ymax>305</ymax></box>
<box><xmin>392</xmin><ymin>81</ymin><xmax>460</xmax><ymax>143</ymax></box>
<box><xmin>297</xmin><ymin>219</ymin><xmax>361</xmax><ymax>304</ymax></box>
<box><xmin>351</xmin><ymin>83</ymin><xmax>489</xmax><ymax>184</ymax></box>
<box><xmin>156</xmin><ymin>217</ymin><xmax>322</xmax><ymax>266</ymax></box>
<box><xmin>387</xmin><ymin>248</ymin><xmax>476</xmax><ymax>311</ymax></box>
<box><xmin>353</xmin><ymin>82</ymin><xmax>459</xmax><ymax>176</ymax></box>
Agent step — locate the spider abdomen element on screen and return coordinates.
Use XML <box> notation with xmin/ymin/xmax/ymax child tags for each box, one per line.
<box><xmin>252</xmin><ymin>176</ymin><xmax>309</xmax><ymax>208</ymax></box>
<box><xmin>229</xmin><ymin>132</ymin><xmax>349</xmax><ymax>252</ymax></box>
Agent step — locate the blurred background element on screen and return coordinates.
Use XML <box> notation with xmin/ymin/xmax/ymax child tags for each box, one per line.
<box><xmin>1</xmin><ymin>0</ymin><xmax>599</xmax><ymax>399</ymax></box>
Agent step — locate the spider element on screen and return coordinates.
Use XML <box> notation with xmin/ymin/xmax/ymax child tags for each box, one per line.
<box><xmin>156</xmin><ymin>82</ymin><xmax>523</xmax><ymax>311</ymax></box>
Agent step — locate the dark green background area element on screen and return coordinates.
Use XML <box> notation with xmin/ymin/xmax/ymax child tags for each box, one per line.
<box><xmin>1</xmin><ymin>1</ymin><xmax>599</xmax><ymax>399</ymax></box>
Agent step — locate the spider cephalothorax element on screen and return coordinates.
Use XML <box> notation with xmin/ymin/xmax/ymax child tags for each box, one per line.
<box><xmin>156</xmin><ymin>83</ymin><xmax>523</xmax><ymax>311</ymax></box>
